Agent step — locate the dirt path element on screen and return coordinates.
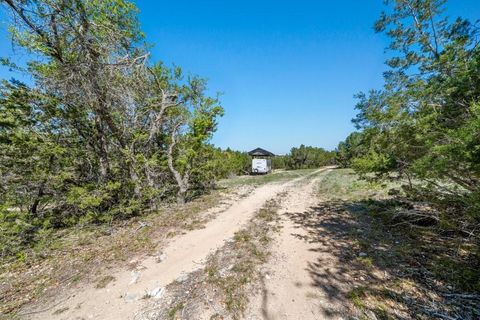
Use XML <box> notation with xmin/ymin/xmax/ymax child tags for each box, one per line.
<box><xmin>23</xmin><ymin>169</ymin><xmax>327</xmax><ymax>320</ymax></box>
<box><xmin>245</xmin><ymin>168</ymin><xmax>349</xmax><ymax>320</ymax></box>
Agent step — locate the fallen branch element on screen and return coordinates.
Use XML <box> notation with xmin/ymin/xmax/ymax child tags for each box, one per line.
<box><xmin>390</xmin><ymin>209</ymin><xmax>439</xmax><ymax>227</ymax></box>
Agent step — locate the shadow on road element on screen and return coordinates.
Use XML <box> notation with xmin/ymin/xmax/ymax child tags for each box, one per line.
<box><xmin>284</xmin><ymin>200</ymin><xmax>480</xmax><ymax>319</ymax></box>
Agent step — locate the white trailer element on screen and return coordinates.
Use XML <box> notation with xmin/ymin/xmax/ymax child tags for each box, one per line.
<box><xmin>248</xmin><ymin>147</ymin><xmax>275</xmax><ymax>174</ymax></box>
<box><xmin>251</xmin><ymin>158</ymin><xmax>272</xmax><ymax>174</ymax></box>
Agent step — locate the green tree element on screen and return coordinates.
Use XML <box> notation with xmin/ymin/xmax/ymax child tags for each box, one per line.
<box><xmin>285</xmin><ymin>145</ymin><xmax>335</xmax><ymax>170</ymax></box>
<box><xmin>0</xmin><ymin>0</ymin><xmax>225</xmax><ymax>258</ymax></box>
<box><xmin>348</xmin><ymin>0</ymin><xmax>480</xmax><ymax>231</ymax></box>
<box><xmin>336</xmin><ymin>132</ymin><xmax>367</xmax><ymax>168</ymax></box>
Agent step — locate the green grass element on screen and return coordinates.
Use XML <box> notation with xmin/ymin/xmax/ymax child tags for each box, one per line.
<box><xmin>317</xmin><ymin>168</ymin><xmax>398</xmax><ymax>200</ymax></box>
<box><xmin>347</xmin><ymin>286</ymin><xmax>367</xmax><ymax>309</ymax></box>
<box><xmin>204</xmin><ymin>199</ymin><xmax>281</xmax><ymax>319</ymax></box>
<box><xmin>219</xmin><ymin>168</ymin><xmax>320</xmax><ymax>188</ymax></box>
<box><xmin>357</xmin><ymin>256</ymin><xmax>374</xmax><ymax>268</ymax></box>
<box><xmin>167</xmin><ymin>303</ymin><xmax>184</xmax><ymax>320</ymax></box>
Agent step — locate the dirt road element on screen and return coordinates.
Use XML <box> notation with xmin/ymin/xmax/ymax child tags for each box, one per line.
<box><xmin>23</xmin><ymin>168</ymin><xmax>332</xmax><ymax>320</ymax></box>
<box><xmin>245</xmin><ymin>169</ymin><xmax>349</xmax><ymax>319</ymax></box>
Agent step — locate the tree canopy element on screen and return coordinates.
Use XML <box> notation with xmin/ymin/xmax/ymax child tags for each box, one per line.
<box><xmin>0</xmin><ymin>0</ymin><xmax>232</xmax><ymax>259</ymax></box>
<box><xmin>336</xmin><ymin>0</ymin><xmax>480</xmax><ymax>235</ymax></box>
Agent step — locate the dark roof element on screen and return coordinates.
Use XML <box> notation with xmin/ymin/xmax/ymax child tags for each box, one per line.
<box><xmin>248</xmin><ymin>147</ymin><xmax>275</xmax><ymax>157</ymax></box>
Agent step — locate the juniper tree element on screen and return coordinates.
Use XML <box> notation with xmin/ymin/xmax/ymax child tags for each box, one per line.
<box><xmin>345</xmin><ymin>0</ymin><xmax>480</xmax><ymax>230</ymax></box>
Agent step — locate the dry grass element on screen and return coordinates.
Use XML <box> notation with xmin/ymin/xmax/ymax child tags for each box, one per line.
<box><xmin>219</xmin><ymin>169</ymin><xmax>318</xmax><ymax>188</ymax></box>
<box><xmin>205</xmin><ymin>198</ymin><xmax>281</xmax><ymax>317</ymax></box>
<box><xmin>0</xmin><ymin>188</ymin><xmax>234</xmax><ymax>316</ymax></box>
<box><xmin>94</xmin><ymin>275</ymin><xmax>116</xmax><ymax>289</ymax></box>
<box><xmin>136</xmin><ymin>197</ymin><xmax>283</xmax><ymax>320</ymax></box>
<box><xmin>309</xmin><ymin>169</ymin><xmax>480</xmax><ymax>319</ymax></box>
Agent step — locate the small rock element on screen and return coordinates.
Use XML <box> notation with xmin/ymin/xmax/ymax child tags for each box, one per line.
<box><xmin>124</xmin><ymin>293</ymin><xmax>140</xmax><ymax>302</ymax></box>
<box><xmin>176</xmin><ymin>273</ymin><xmax>189</xmax><ymax>282</ymax></box>
<box><xmin>359</xmin><ymin>252</ymin><xmax>367</xmax><ymax>257</ymax></box>
<box><xmin>155</xmin><ymin>252</ymin><xmax>167</xmax><ymax>263</ymax></box>
<box><xmin>130</xmin><ymin>271</ymin><xmax>141</xmax><ymax>285</ymax></box>
<box><xmin>149</xmin><ymin>287</ymin><xmax>165</xmax><ymax>299</ymax></box>
<box><xmin>360</xmin><ymin>276</ymin><xmax>365</xmax><ymax>281</ymax></box>
<box><xmin>265</xmin><ymin>274</ymin><xmax>271</xmax><ymax>280</ymax></box>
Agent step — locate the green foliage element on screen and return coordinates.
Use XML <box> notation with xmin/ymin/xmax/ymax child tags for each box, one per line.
<box><xmin>0</xmin><ymin>0</ymin><xmax>227</xmax><ymax>260</ymax></box>
<box><xmin>272</xmin><ymin>155</ymin><xmax>287</xmax><ymax>169</ymax></box>
<box><xmin>351</xmin><ymin>151</ymin><xmax>394</xmax><ymax>176</ymax></box>
<box><xmin>284</xmin><ymin>144</ymin><xmax>335</xmax><ymax>170</ymax></box>
<box><xmin>206</xmin><ymin>147</ymin><xmax>250</xmax><ymax>178</ymax></box>
<box><xmin>337</xmin><ymin>0</ymin><xmax>480</xmax><ymax>236</ymax></box>
<box><xmin>0</xmin><ymin>207</ymin><xmax>36</xmax><ymax>259</ymax></box>
<box><xmin>336</xmin><ymin>132</ymin><xmax>367</xmax><ymax>168</ymax></box>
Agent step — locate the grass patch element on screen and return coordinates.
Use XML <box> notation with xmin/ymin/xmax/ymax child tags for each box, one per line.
<box><xmin>312</xmin><ymin>169</ymin><xmax>480</xmax><ymax>319</ymax></box>
<box><xmin>317</xmin><ymin>168</ymin><xmax>397</xmax><ymax>201</ymax></box>
<box><xmin>347</xmin><ymin>287</ymin><xmax>367</xmax><ymax>309</ymax></box>
<box><xmin>220</xmin><ymin>168</ymin><xmax>319</xmax><ymax>188</ymax></box>
<box><xmin>94</xmin><ymin>275</ymin><xmax>116</xmax><ymax>289</ymax></box>
<box><xmin>167</xmin><ymin>303</ymin><xmax>184</xmax><ymax>320</ymax></box>
<box><xmin>205</xmin><ymin>199</ymin><xmax>281</xmax><ymax>318</ymax></box>
<box><xmin>137</xmin><ymin>197</ymin><xmax>283</xmax><ymax>320</ymax></box>
<box><xmin>357</xmin><ymin>256</ymin><xmax>374</xmax><ymax>268</ymax></box>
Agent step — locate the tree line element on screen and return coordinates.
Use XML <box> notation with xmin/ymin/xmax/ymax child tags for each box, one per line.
<box><xmin>336</xmin><ymin>0</ymin><xmax>479</xmax><ymax>238</ymax></box>
<box><xmin>0</xmin><ymin>0</ymin><xmax>241</xmax><ymax>259</ymax></box>
<box><xmin>282</xmin><ymin>145</ymin><xmax>336</xmax><ymax>170</ymax></box>
<box><xmin>0</xmin><ymin>1</ymin><xmax>336</xmax><ymax>260</ymax></box>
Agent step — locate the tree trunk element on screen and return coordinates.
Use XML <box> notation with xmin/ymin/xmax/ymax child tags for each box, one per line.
<box><xmin>166</xmin><ymin>126</ymin><xmax>189</xmax><ymax>205</ymax></box>
<box><xmin>176</xmin><ymin>187</ymin><xmax>187</xmax><ymax>205</ymax></box>
<box><xmin>30</xmin><ymin>154</ymin><xmax>55</xmax><ymax>217</ymax></box>
<box><xmin>168</xmin><ymin>156</ymin><xmax>189</xmax><ymax>205</ymax></box>
<box><xmin>30</xmin><ymin>184</ymin><xmax>44</xmax><ymax>217</ymax></box>
<box><xmin>94</xmin><ymin>114</ymin><xmax>110</xmax><ymax>180</ymax></box>
<box><xmin>129</xmin><ymin>160</ymin><xmax>142</xmax><ymax>197</ymax></box>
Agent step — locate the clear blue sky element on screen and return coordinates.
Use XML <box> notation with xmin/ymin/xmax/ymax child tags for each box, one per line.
<box><xmin>0</xmin><ymin>1</ymin><xmax>479</xmax><ymax>154</ymax></box>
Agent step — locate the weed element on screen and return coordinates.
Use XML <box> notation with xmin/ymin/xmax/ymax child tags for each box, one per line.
<box><xmin>203</xmin><ymin>198</ymin><xmax>281</xmax><ymax>319</ymax></box>
<box><xmin>141</xmin><ymin>291</ymin><xmax>153</xmax><ymax>299</ymax></box>
<box><xmin>347</xmin><ymin>287</ymin><xmax>367</xmax><ymax>309</ymax></box>
<box><xmin>167</xmin><ymin>303</ymin><xmax>184</xmax><ymax>320</ymax></box>
<box><xmin>357</xmin><ymin>256</ymin><xmax>374</xmax><ymax>268</ymax></box>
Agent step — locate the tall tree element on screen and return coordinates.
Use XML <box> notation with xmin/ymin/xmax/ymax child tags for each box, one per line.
<box><xmin>0</xmin><ymin>0</ymin><xmax>224</xmax><ymax>232</ymax></box>
<box><xmin>348</xmin><ymin>0</ymin><xmax>480</xmax><ymax>229</ymax></box>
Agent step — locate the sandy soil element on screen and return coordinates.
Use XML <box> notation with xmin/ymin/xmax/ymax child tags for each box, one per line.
<box><xmin>21</xmin><ymin>169</ymin><xmax>327</xmax><ymax>320</ymax></box>
<box><xmin>245</xmin><ymin>168</ymin><xmax>349</xmax><ymax>320</ymax></box>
